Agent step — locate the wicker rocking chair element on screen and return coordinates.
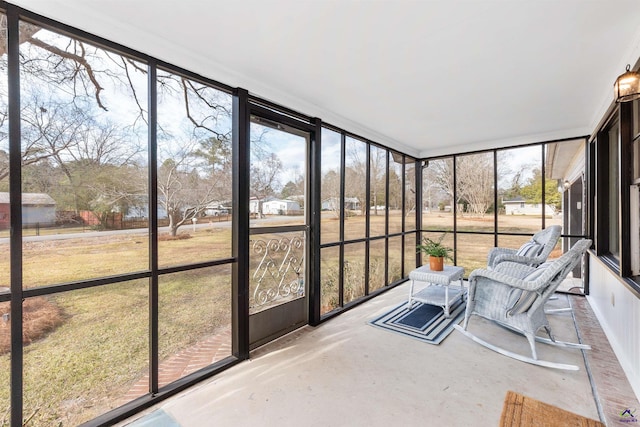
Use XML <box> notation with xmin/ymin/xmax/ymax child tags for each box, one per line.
<box><xmin>487</xmin><ymin>225</ymin><xmax>562</xmax><ymax>269</ymax></box>
<box><xmin>454</xmin><ymin>239</ymin><xmax>592</xmax><ymax>370</ymax></box>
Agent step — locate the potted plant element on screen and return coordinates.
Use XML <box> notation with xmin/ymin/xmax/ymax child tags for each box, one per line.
<box><xmin>416</xmin><ymin>234</ymin><xmax>453</xmax><ymax>271</ymax></box>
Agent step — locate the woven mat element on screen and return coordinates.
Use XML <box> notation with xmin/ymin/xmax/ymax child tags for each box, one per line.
<box><xmin>500</xmin><ymin>390</ymin><xmax>604</xmax><ymax>427</ymax></box>
<box><xmin>368</xmin><ymin>299</ymin><xmax>464</xmax><ymax>345</ymax></box>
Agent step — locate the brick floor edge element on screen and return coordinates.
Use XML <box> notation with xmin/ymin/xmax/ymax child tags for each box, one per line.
<box><xmin>571</xmin><ymin>295</ymin><xmax>640</xmax><ymax>426</ymax></box>
<box><xmin>118</xmin><ymin>327</ymin><xmax>232</xmax><ymax>405</ymax></box>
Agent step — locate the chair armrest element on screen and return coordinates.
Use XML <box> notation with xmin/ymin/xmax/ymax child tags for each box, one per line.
<box><xmin>493</xmin><ymin>262</ymin><xmax>537</xmax><ymax>279</ymax></box>
<box><xmin>493</xmin><ymin>253</ymin><xmax>541</xmax><ymax>268</ymax></box>
<box><xmin>469</xmin><ymin>268</ymin><xmax>546</xmax><ymax>292</ymax></box>
<box><xmin>487</xmin><ymin>247</ymin><xmax>518</xmax><ymax>267</ymax></box>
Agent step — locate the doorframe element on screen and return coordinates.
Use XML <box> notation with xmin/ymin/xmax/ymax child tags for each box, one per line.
<box><xmin>234</xmin><ymin>98</ymin><xmax>321</xmax><ymax>353</ymax></box>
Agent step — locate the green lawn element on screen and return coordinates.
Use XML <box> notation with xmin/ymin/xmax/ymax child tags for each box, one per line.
<box><xmin>0</xmin><ymin>231</ymin><xmax>232</xmax><ymax>426</ymax></box>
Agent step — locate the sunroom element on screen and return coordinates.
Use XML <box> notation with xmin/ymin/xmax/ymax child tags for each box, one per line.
<box><xmin>0</xmin><ymin>1</ymin><xmax>639</xmax><ymax>426</ymax></box>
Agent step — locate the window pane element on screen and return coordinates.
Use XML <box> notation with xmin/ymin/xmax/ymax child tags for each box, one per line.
<box><xmin>23</xmin><ymin>281</ymin><xmax>149</xmax><ymax>425</ymax></box>
<box><xmin>249</xmin><ymin>118</ymin><xmax>306</xmax><ymax>227</ymax></box>
<box><xmin>456</xmin><ymin>152</ymin><xmax>495</xmax><ymax>232</ymax></box>
<box><xmin>497</xmin><ymin>146</ymin><xmax>543</xmax><ymax>233</ymax></box>
<box><xmin>543</xmin><ymin>144</ymin><xmax>565</xmax><ymax>229</ymax></box>
<box><xmin>556</xmin><ymin>239</ymin><xmax>586</xmax><ymax>293</ymax></box>
<box><xmin>19</xmin><ymin>24</ymin><xmax>149</xmax><ymax>286</ymax></box>
<box><xmin>456</xmin><ymin>234</ymin><xmax>495</xmax><ymax>276</ymax></box>
<box><xmin>388</xmin><ymin>236</ymin><xmax>402</xmax><ymax>284</ymax></box>
<box><xmin>157</xmin><ymin>69</ymin><xmax>233</xmax><ymax>267</ymax></box>
<box><xmin>388</xmin><ymin>152</ymin><xmax>403</xmax><ymax>234</ymax></box>
<box><xmin>405</xmin><ymin>159</ymin><xmax>416</xmax><ymax>231</ymax></box>
<box><xmin>369</xmin><ymin>238</ymin><xmax>386</xmax><ymax>292</ymax></box>
<box><xmin>608</xmin><ymin>123</ymin><xmax>620</xmax><ymax>257</ymax></box>
<box><xmin>344</xmin><ymin>137</ymin><xmax>366</xmax><ymax>241</ymax></box>
<box><xmin>422</xmin><ymin>158</ymin><xmax>454</xmax><ymax>231</ymax></box>
<box><xmin>343</xmin><ymin>242</ymin><xmax>365</xmax><ymax>303</ymax></box>
<box><xmin>321</xmin><ymin>128</ymin><xmax>341</xmax><ymax>244</ymax></box>
<box><xmin>404</xmin><ymin>232</ymin><xmax>417</xmax><ymax>276</ymax></box>
<box><xmin>159</xmin><ymin>265</ymin><xmax>231</xmax><ymax>387</ymax></box>
<box><xmin>370</xmin><ymin>146</ymin><xmax>387</xmax><ymax>237</ymax></box>
<box><xmin>320</xmin><ymin>246</ymin><xmax>340</xmax><ymax>315</ymax></box>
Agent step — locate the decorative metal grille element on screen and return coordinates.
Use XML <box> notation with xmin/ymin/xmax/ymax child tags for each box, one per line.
<box><xmin>251</xmin><ymin>235</ymin><xmax>304</xmax><ymax>308</ymax></box>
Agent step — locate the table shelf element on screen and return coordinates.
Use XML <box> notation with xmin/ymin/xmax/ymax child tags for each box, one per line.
<box><xmin>407</xmin><ymin>265</ymin><xmax>465</xmax><ymax>318</ymax></box>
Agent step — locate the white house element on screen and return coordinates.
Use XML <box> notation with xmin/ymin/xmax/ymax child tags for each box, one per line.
<box><xmin>503</xmin><ymin>197</ymin><xmax>556</xmax><ymax>216</ymax></box>
<box><xmin>262</xmin><ymin>199</ymin><xmax>301</xmax><ymax>215</ymax></box>
<box><xmin>321</xmin><ymin>197</ymin><xmax>360</xmax><ymax>211</ymax></box>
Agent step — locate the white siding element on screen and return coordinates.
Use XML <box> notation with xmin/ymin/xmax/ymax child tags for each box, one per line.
<box><xmin>504</xmin><ymin>203</ymin><xmax>556</xmax><ymax>216</ymax></box>
<box><xmin>588</xmin><ymin>258</ymin><xmax>640</xmax><ymax>400</ymax></box>
<box><xmin>22</xmin><ymin>206</ymin><xmax>56</xmax><ymax>225</ymax></box>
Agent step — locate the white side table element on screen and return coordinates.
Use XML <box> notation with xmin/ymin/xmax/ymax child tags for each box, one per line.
<box><xmin>407</xmin><ymin>265</ymin><xmax>465</xmax><ymax>318</ymax></box>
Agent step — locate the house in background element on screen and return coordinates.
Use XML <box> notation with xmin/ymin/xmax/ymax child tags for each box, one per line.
<box><xmin>503</xmin><ymin>196</ymin><xmax>557</xmax><ymax>216</ymax></box>
<box><xmin>321</xmin><ymin>197</ymin><xmax>360</xmax><ymax>212</ymax></box>
<box><xmin>262</xmin><ymin>199</ymin><xmax>301</xmax><ymax>215</ymax></box>
<box><xmin>0</xmin><ymin>192</ymin><xmax>56</xmax><ymax>228</ymax></box>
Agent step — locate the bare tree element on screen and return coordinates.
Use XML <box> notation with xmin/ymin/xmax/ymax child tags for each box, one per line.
<box><xmin>388</xmin><ymin>164</ymin><xmax>402</xmax><ymax>211</ymax></box>
<box><xmin>86</xmin><ymin>163</ymin><xmax>147</xmax><ymax>227</ymax></box>
<box><xmin>158</xmin><ymin>156</ymin><xmax>221</xmax><ymax>237</ymax></box>
<box><xmin>424</xmin><ymin>158</ymin><xmax>454</xmax><ymax>211</ymax></box>
<box><xmin>321</xmin><ymin>169</ymin><xmax>341</xmax><ymax>218</ymax></box>
<box><xmin>345</xmin><ymin>138</ymin><xmax>367</xmax><ymax>216</ymax></box>
<box><xmin>250</xmin><ymin>153</ymin><xmax>282</xmax><ymax>203</ymax></box>
<box><xmin>0</xmin><ymin>97</ymin><xmax>87</xmax><ymax>182</ymax></box>
<box><xmin>369</xmin><ymin>147</ymin><xmax>386</xmax><ymax>215</ymax></box>
<box><xmin>456</xmin><ymin>153</ymin><xmax>494</xmax><ymax>216</ymax></box>
<box><xmin>404</xmin><ymin>162</ymin><xmax>416</xmax><ymax>216</ymax></box>
<box><xmin>425</xmin><ymin>154</ymin><xmax>498</xmax><ymax>216</ymax></box>
<box><xmin>193</xmin><ymin>136</ymin><xmax>233</xmax><ymax>201</ymax></box>
<box><xmin>72</xmin><ymin>120</ymin><xmax>144</xmax><ymax>166</ymax></box>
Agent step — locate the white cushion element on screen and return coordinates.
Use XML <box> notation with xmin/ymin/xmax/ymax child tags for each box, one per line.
<box><xmin>506</xmin><ymin>262</ymin><xmax>551</xmax><ymax>315</ymax></box>
<box><xmin>516</xmin><ymin>241</ymin><xmax>543</xmax><ymax>258</ymax></box>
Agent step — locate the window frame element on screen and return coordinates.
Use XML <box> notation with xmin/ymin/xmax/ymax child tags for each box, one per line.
<box><xmin>593</xmin><ymin>100</ymin><xmax>640</xmax><ymax>295</ymax></box>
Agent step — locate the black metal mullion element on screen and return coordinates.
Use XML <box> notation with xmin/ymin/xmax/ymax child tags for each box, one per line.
<box><xmin>452</xmin><ymin>156</ymin><xmax>458</xmax><ymax>265</ymax></box>
<box><xmin>595</xmin><ymin>127</ymin><xmax>611</xmax><ymax>256</ymax></box>
<box><xmin>338</xmin><ymin>133</ymin><xmax>345</xmax><ymax>308</ymax></box>
<box><xmin>309</xmin><ymin>117</ymin><xmax>322</xmax><ymax>325</ymax></box>
<box><xmin>620</xmin><ymin>101</ymin><xmax>633</xmax><ymax>276</ymax></box>
<box><xmin>384</xmin><ymin>150</ymin><xmax>390</xmax><ymax>286</ymax></box>
<box><xmin>415</xmin><ymin>159</ymin><xmax>423</xmax><ymax>268</ymax></box>
<box><xmin>400</xmin><ymin>156</ymin><xmax>406</xmax><ymax>277</ymax></box>
<box><xmin>147</xmin><ymin>61</ymin><xmax>159</xmax><ymax>394</ymax></box>
<box><xmin>493</xmin><ymin>151</ymin><xmax>498</xmax><ymax>247</ymax></box>
<box><xmin>364</xmin><ymin>143</ymin><xmax>371</xmax><ymax>295</ymax></box>
<box><xmin>7</xmin><ymin>6</ymin><xmax>23</xmax><ymax>427</ymax></box>
<box><xmin>232</xmin><ymin>88</ymin><xmax>250</xmax><ymax>360</ymax></box>
<box><xmin>541</xmin><ymin>144</ymin><xmax>546</xmax><ymax>230</ymax></box>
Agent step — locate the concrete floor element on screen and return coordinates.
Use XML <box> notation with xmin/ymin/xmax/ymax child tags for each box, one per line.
<box><xmin>120</xmin><ymin>282</ymin><xmax>635</xmax><ymax>427</ymax></box>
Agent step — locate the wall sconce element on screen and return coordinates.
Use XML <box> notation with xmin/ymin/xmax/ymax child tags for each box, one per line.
<box><xmin>614</xmin><ymin>64</ymin><xmax>640</xmax><ymax>103</ymax></box>
<box><xmin>563</xmin><ymin>180</ymin><xmax>570</xmax><ymax>189</ymax></box>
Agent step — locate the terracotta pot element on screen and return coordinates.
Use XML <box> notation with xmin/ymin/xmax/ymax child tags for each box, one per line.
<box><xmin>429</xmin><ymin>255</ymin><xmax>444</xmax><ymax>271</ymax></box>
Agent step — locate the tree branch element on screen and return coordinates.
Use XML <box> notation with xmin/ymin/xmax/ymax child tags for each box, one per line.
<box><xmin>26</xmin><ymin>37</ymin><xmax>107</xmax><ymax>111</ymax></box>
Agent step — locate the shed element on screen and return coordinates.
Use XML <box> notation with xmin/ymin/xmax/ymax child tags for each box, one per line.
<box><xmin>0</xmin><ymin>192</ymin><xmax>57</xmax><ymax>227</ymax></box>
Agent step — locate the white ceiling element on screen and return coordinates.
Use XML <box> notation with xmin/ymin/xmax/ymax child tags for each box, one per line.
<box><xmin>9</xmin><ymin>0</ymin><xmax>640</xmax><ymax>158</ymax></box>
